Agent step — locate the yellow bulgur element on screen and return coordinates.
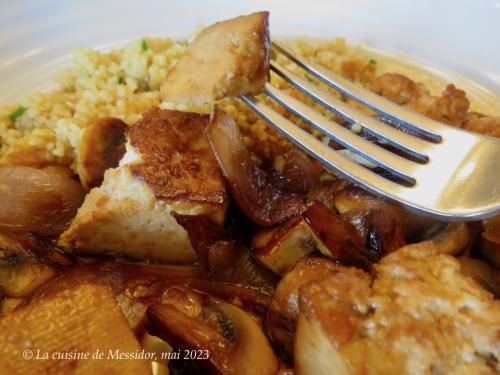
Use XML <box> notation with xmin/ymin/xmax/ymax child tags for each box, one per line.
<box><xmin>0</xmin><ymin>36</ymin><xmax>466</xmax><ymax>172</ymax></box>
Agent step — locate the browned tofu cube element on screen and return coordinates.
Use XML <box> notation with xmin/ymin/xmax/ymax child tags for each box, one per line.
<box><xmin>59</xmin><ymin>108</ymin><xmax>227</xmax><ymax>264</ymax></box>
<box><xmin>161</xmin><ymin>11</ymin><xmax>270</xmax><ymax>106</ymax></box>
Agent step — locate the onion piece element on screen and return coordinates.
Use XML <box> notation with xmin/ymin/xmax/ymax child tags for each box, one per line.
<box><xmin>0</xmin><ymin>165</ymin><xmax>85</xmax><ymax>237</ymax></box>
<box><xmin>207</xmin><ymin>106</ymin><xmax>304</xmax><ymax>226</ymax></box>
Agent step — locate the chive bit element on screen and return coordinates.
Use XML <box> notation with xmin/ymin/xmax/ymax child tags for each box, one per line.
<box><xmin>369</xmin><ymin>58</ymin><xmax>377</xmax><ymax>65</ymax></box>
<box><xmin>141</xmin><ymin>39</ymin><xmax>150</xmax><ymax>52</ymax></box>
<box><xmin>9</xmin><ymin>105</ymin><xmax>27</xmax><ymax>122</ymax></box>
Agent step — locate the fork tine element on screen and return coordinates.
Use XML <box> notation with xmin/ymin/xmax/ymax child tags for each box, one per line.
<box><xmin>240</xmin><ymin>94</ymin><xmax>408</xmax><ymax>193</ymax></box>
<box><xmin>271</xmin><ymin>62</ymin><xmax>432</xmax><ymax>161</ymax></box>
<box><xmin>262</xmin><ymin>84</ymin><xmax>417</xmax><ymax>184</ymax></box>
<box><xmin>272</xmin><ymin>41</ymin><xmax>443</xmax><ymax>142</ymax></box>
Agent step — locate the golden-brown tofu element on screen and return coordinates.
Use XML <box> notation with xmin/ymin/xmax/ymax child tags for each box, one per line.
<box><xmin>59</xmin><ymin>108</ymin><xmax>227</xmax><ymax>264</ymax></box>
<box><xmin>161</xmin><ymin>11</ymin><xmax>270</xmax><ymax>106</ymax></box>
<box><xmin>295</xmin><ymin>242</ymin><xmax>500</xmax><ymax>375</ymax></box>
<box><xmin>0</xmin><ymin>284</ymin><xmax>151</xmax><ymax>375</ymax></box>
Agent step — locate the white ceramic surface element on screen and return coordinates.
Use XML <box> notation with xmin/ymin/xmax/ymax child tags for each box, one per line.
<box><xmin>1</xmin><ymin>0</ymin><xmax>499</xmax><ymax>105</ymax></box>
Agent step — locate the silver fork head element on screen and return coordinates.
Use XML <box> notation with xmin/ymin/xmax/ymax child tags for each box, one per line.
<box><xmin>240</xmin><ymin>44</ymin><xmax>500</xmax><ymax>221</ymax></box>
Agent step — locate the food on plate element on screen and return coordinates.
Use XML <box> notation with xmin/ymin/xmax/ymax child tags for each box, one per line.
<box><xmin>161</xmin><ymin>11</ymin><xmax>270</xmax><ymax>106</ymax></box>
<box><xmin>77</xmin><ymin>117</ymin><xmax>127</xmax><ymax>190</ymax></box>
<box><xmin>252</xmin><ymin>216</ymin><xmax>330</xmax><ymax>275</ymax></box>
<box><xmin>0</xmin><ymin>284</ymin><xmax>151</xmax><ymax>374</ymax></box>
<box><xmin>147</xmin><ymin>291</ymin><xmax>279</xmax><ymax>374</ymax></box>
<box><xmin>367</xmin><ymin>73</ymin><xmax>470</xmax><ymax>126</ymax></box>
<box><xmin>265</xmin><ymin>257</ymin><xmax>342</xmax><ymax>358</ymax></box>
<box><xmin>59</xmin><ymin>107</ymin><xmax>227</xmax><ymax>263</ymax></box>
<box><xmin>295</xmin><ymin>243</ymin><xmax>500</xmax><ymax>375</ymax></box>
<box><xmin>0</xmin><ymin>165</ymin><xmax>85</xmax><ymax>237</ymax></box>
<box><xmin>463</xmin><ymin>112</ymin><xmax>500</xmax><ymax>137</ymax></box>
<box><xmin>208</xmin><ymin>106</ymin><xmax>303</xmax><ymax>226</ymax></box>
<box><xmin>0</xmin><ymin>10</ymin><xmax>499</xmax><ymax>375</ymax></box>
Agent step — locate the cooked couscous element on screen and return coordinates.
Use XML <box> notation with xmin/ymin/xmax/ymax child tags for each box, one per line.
<box><xmin>0</xmin><ymin>36</ymin><xmax>493</xmax><ymax>173</ymax></box>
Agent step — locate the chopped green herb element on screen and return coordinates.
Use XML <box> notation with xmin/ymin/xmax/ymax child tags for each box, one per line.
<box><xmin>9</xmin><ymin>105</ymin><xmax>27</xmax><ymax>122</ymax></box>
<box><xmin>141</xmin><ymin>39</ymin><xmax>149</xmax><ymax>52</ymax></box>
<box><xmin>369</xmin><ymin>58</ymin><xmax>377</xmax><ymax>65</ymax></box>
<box><xmin>118</xmin><ymin>76</ymin><xmax>126</xmax><ymax>84</ymax></box>
<box><xmin>178</xmin><ymin>39</ymin><xmax>189</xmax><ymax>46</ymax></box>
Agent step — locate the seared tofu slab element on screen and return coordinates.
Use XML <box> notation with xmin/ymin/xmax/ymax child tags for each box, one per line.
<box><xmin>0</xmin><ymin>284</ymin><xmax>151</xmax><ymax>375</ymax></box>
<box><xmin>295</xmin><ymin>242</ymin><xmax>500</xmax><ymax>375</ymax></box>
<box><xmin>59</xmin><ymin>108</ymin><xmax>227</xmax><ymax>264</ymax></box>
<box><xmin>161</xmin><ymin>11</ymin><xmax>270</xmax><ymax>106</ymax></box>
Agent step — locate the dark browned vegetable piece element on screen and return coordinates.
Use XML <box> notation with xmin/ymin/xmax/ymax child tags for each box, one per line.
<box><xmin>303</xmin><ymin>201</ymin><xmax>376</xmax><ymax>270</ymax></box>
<box><xmin>252</xmin><ymin>216</ymin><xmax>330</xmax><ymax>275</ymax></box>
<box><xmin>207</xmin><ymin>106</ymin><xmax>305</xmax><ymax>226</ymax></box>
<box><xmin>0</xmin><ymin>230</ymin><xmax>76</xmax><ymax>298</ymax></box>
<box><xmin>278</xmin><ymin>148</ymin><xmax>321</xmax><ymax>194</ymax></box>
<box><xmin>340</xmin><ymin>208</ymin><xmax>406</xmax><ymax>256</ymax></box>
<box><xmin>77</xmin><ymin>117</ymin><xmax>127</xmax><ymax>190</ymax></box>
<box><xmin>147</xmin><ymin>296</ymin><xmax>279</xmax><ymax>375</ymax></box>
<box><xmin>173</xmin><ymin>213</ymin><xmax>278</xmax><ymax>295</ymax></box>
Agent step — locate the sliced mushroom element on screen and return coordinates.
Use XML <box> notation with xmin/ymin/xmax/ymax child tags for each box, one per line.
<box><xmin>303</xmin><ymin>201</ymin><xmax>376</xmax><ymax>270</ymax></box>
<box><xmin>333</xmin><ymin>182</ymin><xmax>438</xmax><ymax>240</ymax></box>
<box><xmin>147</xmin><ymin>290</ymin><xmax>279</xmax><ymax>375</ymax></box>
<box><xmin>340</xmin><ymin>208</ymin><xmax>406</xmax><ymax>255</ymax></box>
<box><xmin>253</xmin><ymin>216</ymin><xmax>330</xmax><ymax>275</ymax></box>
<box><xmin>77</xmin><ymin>117</ymin><xmax>127</xmax><ymax>190</ymax></box>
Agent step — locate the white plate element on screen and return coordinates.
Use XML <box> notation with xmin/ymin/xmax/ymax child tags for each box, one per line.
<box><xmin>1</xmin><ymin>0</ymin><xmax>500</xmax><ymax>109</ymax></box>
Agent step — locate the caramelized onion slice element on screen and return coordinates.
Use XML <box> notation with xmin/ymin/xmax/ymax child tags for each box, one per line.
<box><xmin>0</xmin><ymin>165</ymin><xmax>85</xmax><ymax>237</ymax></box>
<box><xmin>207</xmin><ymin>106</ymin><xmax>304</xmax><ymax>226</ymax></box>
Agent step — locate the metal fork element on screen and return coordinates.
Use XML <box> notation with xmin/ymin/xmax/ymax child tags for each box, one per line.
<box><xmin>240</xmin><ymin>42</ymin><xmax>500</xmax><ymax>221</ymax></box>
